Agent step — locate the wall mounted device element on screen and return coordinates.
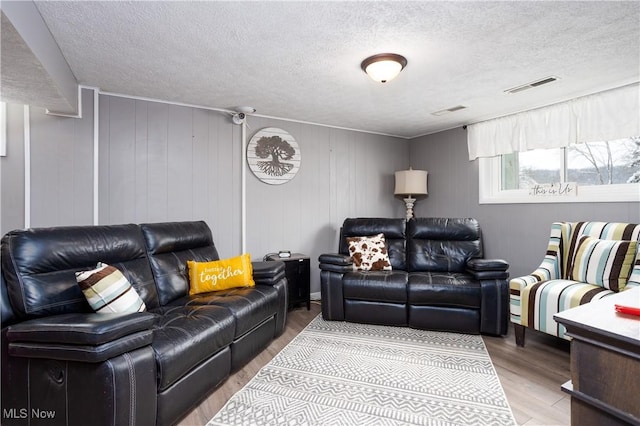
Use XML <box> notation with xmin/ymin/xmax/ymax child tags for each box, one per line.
<box><xmin>231</xmin><ymin>106</ymin><xmax>256</xmax><ymax>125</ymax></box>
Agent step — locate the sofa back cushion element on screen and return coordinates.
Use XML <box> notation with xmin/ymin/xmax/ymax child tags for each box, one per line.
<box><xmin>339</xmin><ymin>218</ymin><xmax>406</xmax><ymax>270</ymax></box>
<box><xmin>1</xmin><ymin>224</ymin><xmax>158</xmax><ymax>320</ymax></box>
<box><xmin>141</xmin><ymin>221</ymin><xmax>219</xmax><ymax>306</ymax></box>
<box><xmin>406</xmin><ymin>218</ymin><xmax>483</xmax><ymax>273</ymax></box>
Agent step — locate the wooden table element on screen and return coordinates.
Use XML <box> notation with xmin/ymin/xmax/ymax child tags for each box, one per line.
<box><xmin>554</xmin><ymin>286</ymin><xmax>640</xmax><ymax>426</ymax></box>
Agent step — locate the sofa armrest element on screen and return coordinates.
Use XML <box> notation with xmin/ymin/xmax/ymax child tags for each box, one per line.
<box><xmin>252</xmin><ymin>261</ymin><xmax>288</xmax><ymax>336</ymax></box>
<box><xmin>509</xmin><ymin>270</ymin><xmax>549</xmax><ymax>296</ymax></box>
<box><xmin>480</xmin><ymin>278</ymin><xmax>509</xmax><ymax>336</ymax></box>
<box><xmin>7</xmin><ymin>312</ymin><xmax>154</xmax><ymax>363</ymax></box>
<box><xmin>319</xmin><ymin>254</ymin><xmax>351</xmax><ymax>321</ymax></box>
<box><xmin>319</xmin><ymin>253</ymin><xmax>353</xmax><ymax>273</ymax></box>
<box><xmin>467</xmin><ymin>258</ymin><xmax>509</xmax><ymax>271</ymax></box>
<box><xmin>252</xmin><ymin>260</ymin><xmax>286</xmax><ymax>285</ymax></box>
<box><xmin>466</xmin><ymin>258</ymin><xmax>509</xmax><ymax>280</ymax></box>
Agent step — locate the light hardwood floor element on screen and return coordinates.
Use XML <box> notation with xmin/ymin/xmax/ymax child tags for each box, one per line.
<box><xmin>179</xmin><ymin>302</ymin><xmax>571</xmax><ymax>426</ymax></box>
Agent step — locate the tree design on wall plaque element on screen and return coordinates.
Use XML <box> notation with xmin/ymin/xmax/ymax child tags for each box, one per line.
<box><xmin>255</xmin><ymin>136</ymin><xmax>295</xmax><ymax>176</ymax></box>
<box><xmin>247</xmin><ymin>128</ymin><xmax>300</xmax><ymax>184</ymax></box>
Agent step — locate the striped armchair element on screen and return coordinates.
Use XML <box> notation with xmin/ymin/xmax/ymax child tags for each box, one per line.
<box><xmin>510</xmin><ymin>221</ymin><xmax>640</xmax><ymax>346</ymax></box>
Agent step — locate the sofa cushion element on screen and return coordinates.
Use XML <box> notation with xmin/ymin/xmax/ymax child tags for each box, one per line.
<box><xmin>406</xmin><ymin>218</ymin><xmax>482</xmax><ymax>273</ymax></box>
<box><xmin>344</xmin><ymin>300</ymin><xmax>407</xmax><ymax>326</ymax></box>
<box><xmin>141</xmin><ymin>221</ymin><xmax>220</xmax><ymax>306</ymax></box>
<box><xmin>187</xmin><ymin>254</ymin><xmax>255</xmax><ymax>294</ymax></box>
<box><xmin>408</xmin><ymin>305</ymin><xmax>480</xmax><ymax>334</ymax></box>
<box><xmin>346</xmin><ymin>233</ymin><xmax>392</xmax><ymax>271</ymax></box>
<box><xmin>149</xmin><ymin>304</ymin><xmax>235</xmax><ymax>391</ymax></box>
<box><xmin>1</xmin><ymin>224</ymin><xmax>158</xmax><ymax>319</ymax></box>
<box><xmin>569</xmin><ymin>236</ymin><xmax>637</xmax><ymax>291</ymax></box>
<box><xmin>76</xmin><ymin>263</ymin><xmax>147</xmax><ymax>314</ymax></box>
<box><xmin>171</xmin><ymin>285</ymin><xmax>279</xmax><ymax>338</ymax></box>
<box><xmin>343</xmin><ymin>271</ymin><xmax>408</xmax><ymax>303</ymax></box>
<box><xmin>339</xmin><ymin>218</ymin><xmax>406</xmax><ymax>270</ymax></box>
<box><xmin>408</xmin><ymin>273</ymin><xmax>481</xmax><ymax>308</ymax></box>
<box><xmin>520</xmin><ymin>279</ymin><xmax>614</xmax><ymax>339</ymax></box>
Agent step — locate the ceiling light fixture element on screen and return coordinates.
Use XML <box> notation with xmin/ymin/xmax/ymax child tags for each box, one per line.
<box><xmin>361</xmin><ymin>53</ymin><xmax>407</xmax><ymax>83</ymax></box>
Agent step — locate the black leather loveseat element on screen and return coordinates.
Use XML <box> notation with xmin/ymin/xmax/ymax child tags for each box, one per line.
<box><xmin>1</xmin><ymin>221</ymin><xmax>287</xmax><ymax>426</ymax></box>
<box><xmin>319</xmin><ymin>217</ymin><xmax>509</xmax><ymax>335</ymax></box>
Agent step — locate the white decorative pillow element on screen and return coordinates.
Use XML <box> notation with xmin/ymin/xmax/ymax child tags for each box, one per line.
<box><xmin>346</xmin><ymin>233</ymin><xmax>392</xmax><ymax>271</ymax></box>
<box><xmin>569</xmin><ymin>236</ymin><xmax>637</xmax><ymax>291</ymax></box>
<box><xmin>76</xmin><ymin>262</ymin><xmax>147</xmax><ymax>313</ymax></box>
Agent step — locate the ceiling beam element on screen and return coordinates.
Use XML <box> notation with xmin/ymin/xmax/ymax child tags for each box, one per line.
<box><xmin>1</xmin><ymin>0</ymin><xmax>78</xmax><ymax>115</ymax></box>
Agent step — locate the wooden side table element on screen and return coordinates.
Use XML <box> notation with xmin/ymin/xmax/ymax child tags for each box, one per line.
<box><xmin>554</xmin><ymin>287</ymin><xmax>640</xmax><ymax>426</ymax></box>
<box><xmin>265</xmin><ymin>253</ymin><xmax>310</xmax><ymax>311</ymax></box>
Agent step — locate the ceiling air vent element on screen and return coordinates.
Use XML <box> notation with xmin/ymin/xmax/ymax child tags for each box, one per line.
<box><xmin>431</xmin><ymin>105</ymin><xmax>467</xmax><ymax>116</ymax></box>
<box><xmin>504</xmin><ymin>76</ymin><xmax>559</xmax><ymax>94</ymax></box>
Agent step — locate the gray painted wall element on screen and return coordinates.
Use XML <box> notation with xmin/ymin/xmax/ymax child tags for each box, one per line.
<box><xmin>98</xmin><ymin>94</ymin><xmax>243</xmax><ymax>252</ymax></box>
<box><xmin>409</xmin><ymin>127</ymin><xmax>640</xmax><ymax>278</ymax></box>
<box><xmin>245</xmin><ymin>117</ymin><xmax>409</xmax><ymax>292</ymax></box>
<box><xmin>1</xmin><ymin>103</ymin><xmax>26</xmax><ymax>233</ymax></box>
<box><xmin>1</xmin><ymin>89</ymin><xmax>409</xmax><ymax>295</ymax></box>
<box><xmin>1</xmin><ymin>89</ymin><xmax>94</xmax><ymax>234</ymax></box>
<box><xmin>30</xmin><ymin>89</ymin><xmax>94</xmax><ymax>226</ymax></box>
<box><xmin>2</xmin><ymin>91</ymin><xmax>638</xmax><ymax>292</ymax></box>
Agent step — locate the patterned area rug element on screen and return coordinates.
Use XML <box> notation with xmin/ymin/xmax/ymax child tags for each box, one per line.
<box><xmin>208</xmin><ymin>316</ymin><xmax>516</xmax><ymax>425</ymax></box>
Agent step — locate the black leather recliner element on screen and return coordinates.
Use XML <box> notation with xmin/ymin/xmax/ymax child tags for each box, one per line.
<box><xmin>319</xmin><ymin>217</ymin><xmax>509</xmax><ymax>335</ymax></box>
<box><xmin>1</xmin><ymin>221</ymin><xmax>287</xmax><ymax>426</ymax></box>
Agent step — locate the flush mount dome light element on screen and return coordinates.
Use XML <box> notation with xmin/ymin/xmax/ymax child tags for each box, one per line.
<box><xmin>361</xmin><ymin>53</ymin><xmax>407</xmax><ymax>83</ymax></box>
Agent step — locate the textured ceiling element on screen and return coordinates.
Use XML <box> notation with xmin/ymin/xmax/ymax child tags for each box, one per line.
<box><xmin>10</xmin><ymin>1</ymin><xmax>640</xmax><ymax>137</ymax></box>
<box><xmin>0</xmin><ymin>12</ymin><xmax>74</xmax><ymax>113</ymax></box>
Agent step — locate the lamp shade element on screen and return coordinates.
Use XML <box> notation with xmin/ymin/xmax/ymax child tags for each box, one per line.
<box><xmin>394</xmin><ymin>169</ymin><xmax>428</xmax><ymax>196</ymax></box>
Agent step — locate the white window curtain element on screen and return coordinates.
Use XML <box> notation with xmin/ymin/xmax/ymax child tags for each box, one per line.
<box><xmin>467</xmin><ymin>82</ymin><xmax>640</xmax><ymax>160</ymax></box>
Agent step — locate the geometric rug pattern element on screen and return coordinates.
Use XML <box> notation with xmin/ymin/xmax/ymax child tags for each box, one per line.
<box><xmin>208</xmin><ymin>315</ymin><xmax>516</xmax><ymax>425</ymax></box>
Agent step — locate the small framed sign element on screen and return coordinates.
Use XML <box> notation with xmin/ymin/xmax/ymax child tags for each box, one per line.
<box><xmin>247</xmin><ymin>127</ymin><xmax>301</xmax><ymax>185</ymax></box>
<box><xmin>529</xmin><ymin>182</ymin><xmax>578</xmax><ymax>197</ymax></box>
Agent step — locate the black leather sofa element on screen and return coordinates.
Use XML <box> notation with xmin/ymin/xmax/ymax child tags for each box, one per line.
<box><xmin>319</xmin><ymin>218</ymin><xmax>509</xmax><ymax>335</ymax></box>
<box><xmin>1</xmin><ymin>221</ymin><xmax>287</xmax><ymax>426</ymax></box>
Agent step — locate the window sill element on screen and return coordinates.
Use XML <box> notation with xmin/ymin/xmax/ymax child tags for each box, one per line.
<box><xmin>479</xmin><ymin>157</ymin><xmax>640</xmax><ymax>204</ymax></box>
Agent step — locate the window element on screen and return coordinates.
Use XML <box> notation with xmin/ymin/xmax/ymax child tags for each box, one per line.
<box><xmin>480</xmin><ymin>137</ymin><xmax>640</xmax><ymax>203</ymax></box>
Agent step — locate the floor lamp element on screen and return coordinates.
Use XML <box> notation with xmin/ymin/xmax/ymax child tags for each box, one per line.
<box><xmin>394</xmin><ymin>168</ymin><xmax>428</xmax><ymax>220</ymax></box>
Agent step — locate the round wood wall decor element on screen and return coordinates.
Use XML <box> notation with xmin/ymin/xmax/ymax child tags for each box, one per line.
<box><xmin>247</xmin><ymin>128</ymin><xmax>301</xmax><ymax>185</ymax></box>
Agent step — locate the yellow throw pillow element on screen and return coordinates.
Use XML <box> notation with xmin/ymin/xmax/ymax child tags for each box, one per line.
<box><xmin>187</xmin><ymin>254</ymin><xmax>255</xmax><ymax>295</ymax></box>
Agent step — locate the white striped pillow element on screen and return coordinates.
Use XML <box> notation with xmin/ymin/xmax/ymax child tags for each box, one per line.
<box><xmin>569</xmin><ymin>236</ymin><xmax>637</xmax><ymax>291</ymax></box>
<box><xmin>76</xmin><ymin>262</ymin><xmax>146</xmax><ymax>313</ymax></box>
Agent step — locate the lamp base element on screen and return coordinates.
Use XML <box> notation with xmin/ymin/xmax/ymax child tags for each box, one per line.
<box><xmin>403</xmin><ymin>196</ymin><xmax>416</xmax><ymax>220</ymax></box>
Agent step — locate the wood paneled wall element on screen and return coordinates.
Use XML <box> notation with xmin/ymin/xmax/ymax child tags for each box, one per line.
<box><xmin>0</xmin><ymin>89</ymin><xmax>409</xmax><ymax>295</ymax></box>
<box><xmin>4</xmin><ymin>89</ymin><xmax>637</xmax><ymax>291</ymax></box>
<box><xmin>245</xmin><ymin>117</ymin><xmax>408</xmax><ymax>290</ymax></box>
<box><xmin>1</xmin><ymin>103</ymin><xmax>26</xmax><ymax>233</ymax></box>
<box><xmin>98</xmin><ymin>95</ymin><xmax>243</xmax><ymax>256</ymax></box>
<box><xmin>30</xmin><ymin>90</ymin><xmax>94</xmax><ymax>227</ymax></box>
